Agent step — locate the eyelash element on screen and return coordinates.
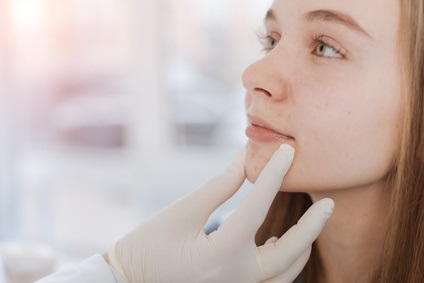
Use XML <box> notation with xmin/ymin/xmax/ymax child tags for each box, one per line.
<box><xmin>311</xmin><ymin>34</ymin><xmax>345</xmax><ymax>59</ymax></box>
<box><xmin>257</xmin><ymin>30</ymin><xmax>277</xmax><ymax>53</ymax></box>
<box><xmin>257</xmin><ymin>31</ymin><xmax>346</xmax><ymax>59</ymax></box>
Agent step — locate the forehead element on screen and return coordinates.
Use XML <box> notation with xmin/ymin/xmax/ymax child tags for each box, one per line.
<box><xmin>270</xmin><ymin>0</ymin><xmax>400</xmax><ymax>41</ymax></box>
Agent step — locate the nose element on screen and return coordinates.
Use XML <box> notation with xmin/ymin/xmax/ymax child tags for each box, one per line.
<box><xmin>242</xmin><ymin>52</ymin><xmax>289</xmax><ymax>102</ymax></box>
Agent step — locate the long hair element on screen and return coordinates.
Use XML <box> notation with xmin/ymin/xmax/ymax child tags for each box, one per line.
<box><xmin>372</xmin><ymin>0</ymin><xmax>424</xmax><ymax>281</ymax></box>
<box><xmin>256</xmin><ymin>0</ymin><xmax>424</xmax><ymax>281</ymax></box>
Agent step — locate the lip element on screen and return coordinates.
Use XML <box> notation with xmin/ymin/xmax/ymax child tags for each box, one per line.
<box><xmin>245</xmin><ymin>115</ymin><xmax>294</xmax><ymax>143</ymax></box>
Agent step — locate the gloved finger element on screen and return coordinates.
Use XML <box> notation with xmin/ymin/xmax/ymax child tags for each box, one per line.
<box><xmin>219</xmin><ymin>144</ymin><xmax>295</xmax><ymax>241</ymax></box>
<box><xmin>260</xmin><ymin>246</ymin><xmax>311</xmax><ymax>283</ymax></box>
<box><xmin>172</xmin><ymin>147</ymin><xmax>247</xmax><ymax>229</ymax></box>
<box><xmin>257</xmin><ymin>198</ymin><xmax>334</xmax><ymax>278</ymax></box>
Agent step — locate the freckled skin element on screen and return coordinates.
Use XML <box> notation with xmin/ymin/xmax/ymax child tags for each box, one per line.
<box><xmin>243</xmin><ymin>0</ymin><xmax>401</xmax><ymax>193</ymax></box>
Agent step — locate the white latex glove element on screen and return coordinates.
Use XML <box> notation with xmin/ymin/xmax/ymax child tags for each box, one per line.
<box><xmin>107</xmin><ymin>144</ymin><xmax>334</xmax><ymax>283</ymax></box>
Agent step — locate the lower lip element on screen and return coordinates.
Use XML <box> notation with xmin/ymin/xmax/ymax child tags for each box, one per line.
<box><xmin>245</xmin><ymin>124</ymin><xmax>293</xmax><ymax>143</ymax></box>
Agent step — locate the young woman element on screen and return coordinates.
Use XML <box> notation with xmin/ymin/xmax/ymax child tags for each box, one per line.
<box><xmin>36</xmin><ymin>0</ymin><xmax>424</xmax><ymax>282</ymax></box>
<box><xmin>247</xmin><ymin>0</ymin><xmax>424</xmax><ymax>282</ymax></box>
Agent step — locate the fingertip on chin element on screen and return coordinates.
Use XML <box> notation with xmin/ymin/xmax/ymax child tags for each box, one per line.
<box><xmin>318</xmin><ymin>198</ymin><xmax>335</xmax><ymax>220</ymax></box>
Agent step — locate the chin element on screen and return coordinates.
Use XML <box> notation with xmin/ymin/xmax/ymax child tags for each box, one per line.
<box><xmin>245</xmin><ymin>140</ymin><xmax>306</xmax><ymax>192</ymax></box>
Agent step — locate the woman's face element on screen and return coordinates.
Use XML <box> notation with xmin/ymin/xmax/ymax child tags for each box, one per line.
<box><xmin>243</xmin><ymin>0</ymin><xmax>401</xmax><ymax>192</ymax></box>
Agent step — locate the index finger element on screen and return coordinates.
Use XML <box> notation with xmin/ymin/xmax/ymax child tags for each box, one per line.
<box><xmin>219</xmin><ymin>144</ymin><xmax>295</xmax><ymax>240</ymax></box>
<box><xmin>257</xmin><ymin>198</ymin><xmax>334</xmax><ymax>278</ymax></box>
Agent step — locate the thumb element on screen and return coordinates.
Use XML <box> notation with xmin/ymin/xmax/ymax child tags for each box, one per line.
<box><xmin>257</xmin><ymin>198</ymin><xmax>334</xmax><ymax>278</ymax></box>
<box><xmin>219</xmin><ymin>144</ymin><xmax>295</xmax><ymax>241</ymax></box>
<box><xmin>174</xmin><ymin>147</ymin><xmax>247</xmax><ymax>229</ymax></box>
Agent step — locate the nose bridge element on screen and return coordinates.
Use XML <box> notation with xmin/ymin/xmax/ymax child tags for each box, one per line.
<box><xmin>242</xmin><ymin>48</ymin><xmax>290</xmax><ymax>101</ymax></box>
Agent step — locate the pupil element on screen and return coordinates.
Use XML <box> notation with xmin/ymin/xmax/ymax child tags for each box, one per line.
<box><xmin>319</xmin><ymin>45</ymin><xmax>324</xmax><ymax>53</ymax></box>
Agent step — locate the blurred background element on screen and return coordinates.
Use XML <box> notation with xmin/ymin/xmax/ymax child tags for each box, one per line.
<box><xmin>0</xmin><ymin>0</ymin><xmax>272</xmax><ymax>281</ymax></box>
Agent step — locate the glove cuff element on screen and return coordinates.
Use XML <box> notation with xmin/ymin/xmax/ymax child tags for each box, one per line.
<box><xmin>107</xmin><ymin>240</ymin><xmax>129</xmax><ymax>282</ymax></box>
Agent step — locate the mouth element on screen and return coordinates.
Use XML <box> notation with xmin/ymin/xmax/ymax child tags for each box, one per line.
<box><xmin>245</xmin><ymin>115</ymin><xmax>294</xmax><ymax>143</ymax></box>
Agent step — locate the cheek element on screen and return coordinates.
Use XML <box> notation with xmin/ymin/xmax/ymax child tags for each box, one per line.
<box><xmin>295</xmin><ymin>98</ymin><xmax>398</xmax><ymax>190</ymax></box>
<box><xmin>245</xmin><ymin>84</ymin><xmax>401</xmax><ymax>192</ymax></box>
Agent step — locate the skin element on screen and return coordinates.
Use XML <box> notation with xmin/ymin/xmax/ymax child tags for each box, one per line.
<box><xmin>243</xmin><ymin>0</ymin><xmax>401</xmax><ymax>282</ymax></box>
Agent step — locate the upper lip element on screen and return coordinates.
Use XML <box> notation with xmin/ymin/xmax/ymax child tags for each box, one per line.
<box><xmin>247</xmin><ymin>114</ymin><xmax>294</xmax><ymax>139</ymax></box>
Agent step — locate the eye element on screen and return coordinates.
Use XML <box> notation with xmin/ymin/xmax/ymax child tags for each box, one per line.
<box><xmin>313</xmin><ymin>36</ymin><xmax>345</xmax><ymax>59</ymax></box>
<box><xmin>315</xmin><ymin>42</ymin><xmax>342</xmax><ymax>58</ymax></box>
<box><xmin>266</xmin><ymin>37</ymin><xmax>278</xmax><ymax>50</ymax></box>
<box><xmin>257</xmin><ymin>31</ymin><xmax>280</xmax><ymax>52</ymax></box>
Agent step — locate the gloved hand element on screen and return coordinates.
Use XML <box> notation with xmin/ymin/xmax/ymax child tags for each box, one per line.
<box><xmin>107</xmin><ymin>144</ymin><xmax>334</xmax><ymax>283</ymax></box>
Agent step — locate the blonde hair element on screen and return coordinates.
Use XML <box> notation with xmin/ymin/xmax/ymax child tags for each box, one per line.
<box><xmin>256</xmin><ymin>0</ymin><xmax>424</xmax><ymax>281</ymax></box>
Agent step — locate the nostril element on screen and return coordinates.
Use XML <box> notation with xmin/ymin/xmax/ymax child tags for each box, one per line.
<box><xmin>254</xmin><ymin>87</ymin><xmax>272</xmax><ymax>97</ymax></box>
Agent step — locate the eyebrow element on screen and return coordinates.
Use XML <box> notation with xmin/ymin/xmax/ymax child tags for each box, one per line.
<box><xmin>265</xmin><ymin>9</ymin><xmax>372</xmax><ymax>40</ymax></box>
<box><xmin>305</xmin><ymin>10</ymin><xmax>372</xmax><ymax>39</ymax></box>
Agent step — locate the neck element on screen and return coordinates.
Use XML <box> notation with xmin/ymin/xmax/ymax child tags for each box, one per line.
<box><xmin>308</xmin><ymin>180</ymin><xmax>390</xmax><ymax>283</ymax></box>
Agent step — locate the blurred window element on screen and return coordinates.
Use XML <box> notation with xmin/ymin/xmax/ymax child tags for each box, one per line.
<box><xmin>0</xmin><ymin>0</ymin><xmax>272</xmax><ymax>269</ymax></box>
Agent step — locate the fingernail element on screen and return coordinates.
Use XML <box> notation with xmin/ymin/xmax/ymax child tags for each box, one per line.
<box><xmin>279</xmin><ymin>143</ymin><xmax>295</xmax><ymax>152</ymax></box>
<box><xmin>277</xmin><ymin>144</ymin><xmax>295</xmax><ymax>164</ymax></box>
<box><xmin>321</xmin><ymin>198</ymin><xmax>335</xmax><ymax>219</ymax></box>
<box><xmin>271</xmin><ymin>144</ymin><xmax>295</xmax><ymax>173</ymax></box>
